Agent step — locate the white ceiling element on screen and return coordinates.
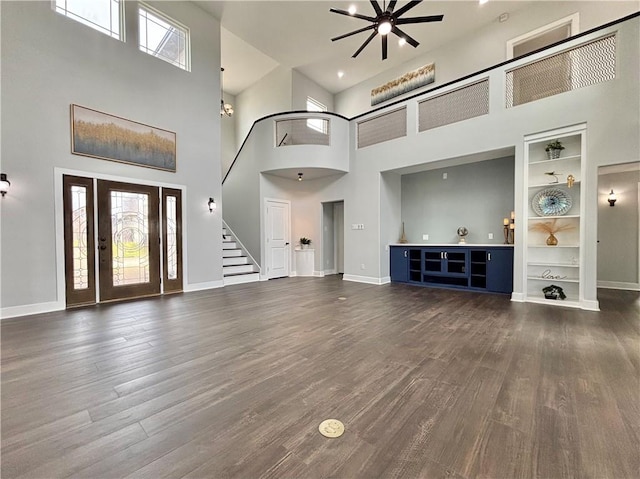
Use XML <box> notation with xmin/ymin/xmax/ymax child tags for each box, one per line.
<box><xmin>196</xmin><ymin>0</ymin><xmax>537</xmax><ymax>96</ymax></box>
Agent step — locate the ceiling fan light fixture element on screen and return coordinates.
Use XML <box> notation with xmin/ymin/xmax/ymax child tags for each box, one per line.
<box><xmin>398</xmin><ymin>37</ymin><xmax>406</xmax><ymax>46</ymax></box>
<box><xmin>377</xmin><ymin>20</ymin><xmax>392</xmax><ymax>35</ymax></box>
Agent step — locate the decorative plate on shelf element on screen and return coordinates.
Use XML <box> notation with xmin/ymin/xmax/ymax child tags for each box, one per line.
<box><xmin>532</xmin><ymin>188</ymin><xmax>572</xmax><ymax>216</ymax></box>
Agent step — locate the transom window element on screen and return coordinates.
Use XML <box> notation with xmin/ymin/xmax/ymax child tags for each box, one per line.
<box><xmin>306</xmin><ymin>97</ymin><xmax>328</xmax><ymax>134</ymax></box>
<box><xmin>53</xmin><ymin>0</ymin><xmax>123</xmax><ymax>40</ymax></box>
<box><xmin>139</xmin><ymin>3</ymin><xmax>190</xmax><ymax>71</ymax></box>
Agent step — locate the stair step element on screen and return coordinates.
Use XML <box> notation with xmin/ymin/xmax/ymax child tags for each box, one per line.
<box><xmin>223</xmin><ymin>235</ymin><xmax>233</xmax><ymax>241</ymax></box>
<box><xmin>223</xmin><ymin>256</ymin><xmax>249</xmax><ymax>266</ymax></box>
<box><xmin>222</xmin><ymin>242</ymin><xmax>238</xmax><ymax>250</ymax></box>
<box><xmin>224</xmin><ymin>272</ymin><xmax>260</xmax><ymax>286</ymax></box>
<box><xmin>223</xmin><ymin>264</ymin><xmax>255</xmax><ymax>275</ymax></box>
<box><xmin>223</xmin><ymin>249</ymin><xmax>244</xmax><ymax>257</ymax></box>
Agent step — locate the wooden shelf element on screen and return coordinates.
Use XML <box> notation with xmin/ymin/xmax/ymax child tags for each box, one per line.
<box><xmin>528</xmin><ymin>262</ymin><xmax>579</xmax><ymax>268</ymax></box>
<box><xmin>528</xmin><ymin>244</ymin><xmax>579</xmax><ymax>248</ymax></box>
<box><xmin>528</xmin><ymin>215</ymin><xmax>580</xmax><ymax>220</ymax></box>
<box><xmin>529</xmin><ymin>180</ymin><xmax>581</xmax><ymax>189</ymax></box>
<box><xmin>529</xmin><ymin>154</ymin><xmax>581</xmax><ymax>166</ymax></box>
<box><xmin>527</xmin><ymin>276</ymin><xmax>579</xmax><ymax>283</ymax></box>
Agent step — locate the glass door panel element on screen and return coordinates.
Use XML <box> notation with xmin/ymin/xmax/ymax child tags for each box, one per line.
<box><xmin>97</xmin><ymin>180</ymin><xmax>160</xmax><ymax>302</ymax></box>
<box><xmin>63</xmin><ymin>175</ymin><xmax>96</xmax><ymax>307</ymax></box>
<box><xmin>162</xmin><ymin>188</ymin><xmax>183</xmax><ymax>293</ymax></box>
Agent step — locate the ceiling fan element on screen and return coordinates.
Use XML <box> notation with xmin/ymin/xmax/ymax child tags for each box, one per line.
<box><xmin>330</xmin><ymin>0</ymin><xmax>443</xmax><ymax>60</ymax></box>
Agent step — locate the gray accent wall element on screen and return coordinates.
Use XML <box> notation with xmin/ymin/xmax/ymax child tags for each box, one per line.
<box><xmin>401</xmin><ymin>157</ymin><xmax>515</xmax><ymax>245</ymax></box>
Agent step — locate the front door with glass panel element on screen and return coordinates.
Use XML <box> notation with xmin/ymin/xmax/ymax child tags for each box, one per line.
<box><xmin>63</xmin><ymin>176</ymin><xmax>182</xmax><ymax>306</ymax></box>
<box><xmin>96</xmin><ymin>180</ymin><xmax>161</xmax><ymax>302</ymax></box>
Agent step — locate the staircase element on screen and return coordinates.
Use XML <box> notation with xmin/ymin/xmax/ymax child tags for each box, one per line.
<box><xmin>223</xmin><ymin>224</ymin><xmax>260</xmax><ymax>286</ymax></box>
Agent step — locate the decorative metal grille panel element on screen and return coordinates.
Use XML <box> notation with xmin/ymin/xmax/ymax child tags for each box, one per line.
<box><xmin>506</xmin><ymin>34</ymin><xmax>616</xmax><ymax>108</ymax></box>
<box><xmin>357</xmin><ymin>107</ymin><xmax>407</xmax><ymax>149</ymax></box>
<box><xmin>418</xmin><ymin>79</ymin><xmax>489</xmax><ymax>132</ymax></box>
<box><xmin>275</xmin><ymin>118</ymin><xmax>330</xmax><ymax>147</ymax></box>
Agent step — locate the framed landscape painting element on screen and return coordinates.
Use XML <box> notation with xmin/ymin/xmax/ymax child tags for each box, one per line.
<box><xmin>71</xmin><ymin>104</ymin><xmax>176</xmax><ymax>172</ymax></box>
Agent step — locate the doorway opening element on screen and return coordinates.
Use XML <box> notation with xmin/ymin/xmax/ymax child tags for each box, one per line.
<box><xmin>321</xmin><ymin>201</ymin><xmax>344</xmax><ymax>275</ymax></box>
<box><xmin>596</xmin><ymin>162</ymin><xmax>640</xmax><ymax>292</ymax></box>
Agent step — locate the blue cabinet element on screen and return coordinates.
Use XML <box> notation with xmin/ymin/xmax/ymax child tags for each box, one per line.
<box><xmin>390</xmin><ymin>247</ymin><xmax>409</xmax><ymax>282</ymax></box>
<box><xmin>390</xmin><ymin>245</ymin><xmax>513</xmax><ymax>294</ymax></box>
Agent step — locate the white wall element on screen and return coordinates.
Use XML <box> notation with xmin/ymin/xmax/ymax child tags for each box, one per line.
<box><xmin>235</xmin><ymin>66</ymin><xmax>292</xmax><ymax>151</ymax></box>
<box><xmin>1</xmin><ymin>1</ymin><xmax>222</xmax><ymax>314</ymax></box>
<box><xmin>292</xmin><ymin>70</ymin><xmax>335</xmax><ymax>112</ymax></box>
<box><xmin>221</xmin><ymin>91</ymin><xmax>237</xmax><ymax>178</ymax></box>
<box><xmin>335</xmin><ymin>2</ymin><xmax>640</xmax><ymax>117</ymax></box>
<box><xmin>597</xmin><ymin>168</ymin><xmax>640</xmax><ymax>288</ymax></box>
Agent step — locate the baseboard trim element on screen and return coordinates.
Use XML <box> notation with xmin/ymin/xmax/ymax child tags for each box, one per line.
<box><xmin>313</xmin><ymin>271</ymin><xmax>325</xmax><ymax>277</ymax></box>
<box><xmin>1</xmin><ymin>300</ymin><xmax>65</xmax><ymax>320</ymax></box>
<box><xmin>343</xmin><ymin>274</ymin><xmax>386</xmax><ymax>285</ymax></box>
<box><xmin>581</xmin><ymin>299</ymin><xmax>600</xmax><ymax>311</ymax></box>
<box><xmin>597</xmin><ymin>281</ymin><xmax>640</xmax><ymax>291</ymax></box>
<box><xmin>184</xmin><ymin>280</ymin><xmax>225</xmax><ymax>292</ymax></box>
<box><xmin>511</xmin><ymin>292</ymin><xmax>525</xmax><ymax>302</ymax></box>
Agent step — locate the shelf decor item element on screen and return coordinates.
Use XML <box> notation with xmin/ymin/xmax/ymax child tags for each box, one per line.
<box><xmin>457</xmin><ymin>227</ymin><xmax>469</xmax><ymax>244</ymax></box>
<box><xmin>532</xmin><ymin>187</ymin><xmax>572</xmax><ymax>216</ymax></box>
<box><xmin>542</xmin><ymin>284</ymin><xmax>566</xmax><ymax>300</ymax></box>
<box><xmin>300</xmin><ymin>237</ymin><xmax>312</xmax><ymax>249</ymax></box>
<box><xmin>566</xmin><ymin>174</ymin><xmax>575</xmax><ymax>188</ymax></box>
<box><xmin>529</xmin><ymin>219</ymin><xmax>575</xmax><ymax>246</ymax></box>
<box><xmin>545</xmin><ymin>139</ymin><xmax>564</xmax><ymax>159</ymax></box>
<box><xmin>398</xmin><ymin>222</ymin><xmax>408</xmax><ymax>244</ymax></box>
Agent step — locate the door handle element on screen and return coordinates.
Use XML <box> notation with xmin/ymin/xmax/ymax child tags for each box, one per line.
<box><xmin>488</xmin><ymin>252</ymin><xmax>492</xmax><ymax>261</ymax></box>
<box><xmin>404</xmin><ymin>250</ymin><xmax>407</xmax><ymax>257</ymax></box>
<box><xmin>444</xmin><ymin>252</ymin><xmax>448</xmax><ymax>259</ymax></box>
<box><xmin>285</xmin><ymin>242</ymin><xmax>290</xmax><ymax>246</ymax></box>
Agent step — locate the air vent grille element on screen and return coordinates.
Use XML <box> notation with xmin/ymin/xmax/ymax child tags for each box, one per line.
<box><xmin>506</xmin><ymin>34</ymin><xmax>616</xmax><ymax>108</ymax></box>
<box><xmin>418</xmin><ymin>79</ymin><xmax>489</xmax><ymax>132</ymax></box>
<box><xmin>357</xmin><ymin>107</ymin><xmax>407</xmax><ymax>149</ymax></box>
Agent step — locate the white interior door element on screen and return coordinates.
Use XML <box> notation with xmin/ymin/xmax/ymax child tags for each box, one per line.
<box><xmin>265</xmin><ymin>199</ymin><xmax>290</xmax><ymax>279</ymax></box>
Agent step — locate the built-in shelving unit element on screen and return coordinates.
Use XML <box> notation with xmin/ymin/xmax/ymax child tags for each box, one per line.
<box><xmin>524</xmin><ymin>125</ymin><xmax>586</xmax><ymax>308</ymax></box>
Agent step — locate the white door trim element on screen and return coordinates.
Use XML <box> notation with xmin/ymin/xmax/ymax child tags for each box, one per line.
<box><xmin>264</xmin><ymin>198</ymin><xmax>291</xmax><ymax>279</ymax></box>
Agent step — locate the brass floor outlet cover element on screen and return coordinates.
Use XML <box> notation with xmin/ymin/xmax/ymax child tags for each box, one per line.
<box><xmin>319</xmin><ymin>419</ymin><xmax>345</xmax><ymax>438</ymax></box>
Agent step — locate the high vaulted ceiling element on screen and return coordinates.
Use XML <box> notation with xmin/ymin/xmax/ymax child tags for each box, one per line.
<box><xmin>196</xmin><ymin>1</ymin><xmax>537</xmax><ymax>96</ymax></box>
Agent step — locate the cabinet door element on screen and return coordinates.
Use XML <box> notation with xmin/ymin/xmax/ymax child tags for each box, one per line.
<box><xmin>444</xmin><ymin>250</ymin><xmax>468</xmax><ymax>276</ymax></box>
<box><xmin>423</xmin><ymin>248</ymin><xmax>444</xmax><ymax>273</ymax></box>
<box><xmin>487</xmin><ymin>248</ymin><xmax>514</xmax><ymax>293</ymax></box>
<box><xmin>390</xmin><ymin>247</ymin><xmax>409</xmax><ymax>283</ymax></box>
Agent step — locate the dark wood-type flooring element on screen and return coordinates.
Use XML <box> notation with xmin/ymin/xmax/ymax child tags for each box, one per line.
<box><xmin>2</xmin><ymin>277</ymin><xmax>639</xmax><ymax>478</ymax></box>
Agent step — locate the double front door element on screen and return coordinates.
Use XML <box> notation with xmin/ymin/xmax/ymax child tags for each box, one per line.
<box><xmin>63</xmin><ymin>175</ymin><xmax>182</xmax><ymax>307</ymax></box>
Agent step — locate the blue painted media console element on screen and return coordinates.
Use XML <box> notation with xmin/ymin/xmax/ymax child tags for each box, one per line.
<box><xmin>390</xmin><ymin>245</ymin><xmax>514</xmax><ymax>294</ymax></box>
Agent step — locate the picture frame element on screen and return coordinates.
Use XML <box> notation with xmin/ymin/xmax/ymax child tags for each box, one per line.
<box><xmin>71</xmin><ymin>104</ymin><xmax>176</xmax><ymax>172</ymax></box>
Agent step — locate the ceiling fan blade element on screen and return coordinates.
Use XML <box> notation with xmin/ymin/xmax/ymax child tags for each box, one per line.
<box><xmin>353</xmin><ymin>30</ymin><xmax>378</xmax><ymax>58</ymax></box>
<box><xmin>392</xmin><ymin>26</ymin><xmax>419</xmax><ymax>48</ymax></box>
<box><xmin>386</xmin><ymin>0</ymin><xmax>398</xmax><ymax>13</ymax></box>
<box><xmin>370</xmin><ymin>0</ymin><xmax>383</xmax><ymax>16</ymax></box>
<box><xmin>382</xmin><ymin>34</ymin><xmax>388</xmax><ymax>60</ymax></box>
<box><xmin>392</xmin><ymin>0</ymin><xmax>422</xmax><ymax>18</ymax></box>
<box><xmin>329</xmin><ymin>8</ymin><xmax>376</xmax><ymax>22</ymax></box>
<box><xmin>396</xmin><ymin>15</ymin><xmax>444</xmax><ymax>25</ymax></box>
<box><xmin>331</xmin><ymin>24</ymin><xmax>375</xmax><ymax>42</ymax></box>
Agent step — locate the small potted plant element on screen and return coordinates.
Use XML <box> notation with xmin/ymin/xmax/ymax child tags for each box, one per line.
<box><xmin>545</xmin><ymin>139</ymin><xmax>565</xmax><ymax>160</ymax></box>
<box><xmin>529</xmin><ymin>219</ymin><xmax>574</xmax><ymax>246</ymax></box>
<box><xmin>300</xmin><ymin>237</ymin><xmax>312</xmax><ymax>249</ymax></box>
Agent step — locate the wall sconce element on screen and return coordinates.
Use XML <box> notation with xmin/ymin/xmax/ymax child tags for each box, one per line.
<box><xmin>298</xmin><ymin>172</ymin><xmax>303</xmax><ymax>181</ymax></box>
<box><xmin>608</xmin><ymin>189</ymin><xmax>617</xmax><ymax>207</ymax></box>
<box><xmin>0</xmin><ymin>173</ymin><xmax>10</xmax><ymax>197</ymax></box>
<box><xmin>208</xmin><ymin>197</ymin><xmax>217</xmax><ymax>213</ymax></box>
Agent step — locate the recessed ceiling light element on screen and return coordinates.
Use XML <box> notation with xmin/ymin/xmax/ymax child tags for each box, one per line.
<box><xmin>398</xmin><ymin>38</ymin><xmax>406</xmax><ymax>46</ymax></box>
<box><xmin>348</xmin><ymin>5</ymin><xmax>356</xmax><ymax>15</ymax></box>
<box><xmin>337</xmin><ymin>70</ymin><xmax>345</xmax><ymax>78</ymax></box>
<box><xmin>479</xmin><ymin>0</ymin><xmax>489</xmax><ymax>4</ymax></box>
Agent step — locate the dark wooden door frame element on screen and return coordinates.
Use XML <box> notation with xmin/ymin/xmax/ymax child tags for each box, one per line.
<box><xmin>96</xmin><ymin>180</ymin><xmax>161</xmax><ymax>302</ymax></box>
<box><xmin>63</xmin><ymin>175</ymin><xmax>97</xmax><ymax>307</ymax></box>
<box><xmin>161</xmin><ymin>188</ymin><xmax>183</xmax><ymax>293</ymax></box>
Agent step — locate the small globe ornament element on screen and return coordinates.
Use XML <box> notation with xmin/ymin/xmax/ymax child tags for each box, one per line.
<box><xmin>457</xmin><ymin>227</ymin><xmax>469</xmax><ymax>244</ymax></box>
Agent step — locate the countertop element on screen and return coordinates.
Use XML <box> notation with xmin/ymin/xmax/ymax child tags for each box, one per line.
<box><xmin>389</xmin><ymin>243</ymin><xmax>515</xmax><ymax>247</ymax></box>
